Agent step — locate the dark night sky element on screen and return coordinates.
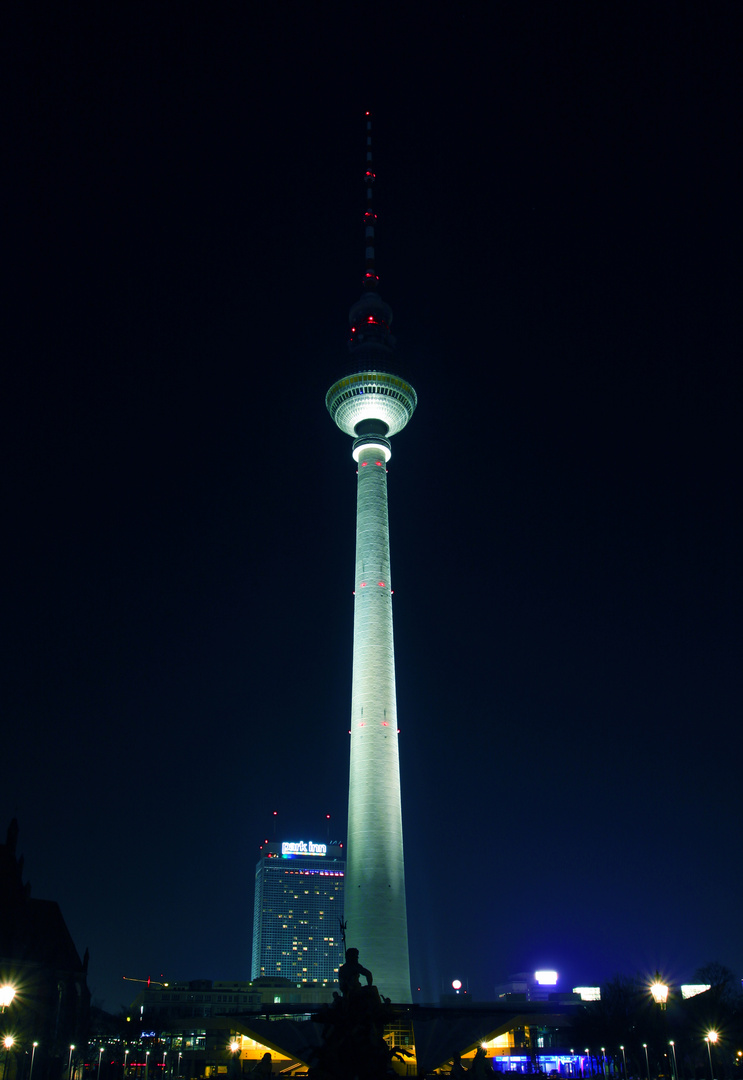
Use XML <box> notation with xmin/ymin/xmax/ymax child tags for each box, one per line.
<box><xmin>4</xmin><ymin>4</ymin><xmax>742</xmax><ymax>1012</ymax></box>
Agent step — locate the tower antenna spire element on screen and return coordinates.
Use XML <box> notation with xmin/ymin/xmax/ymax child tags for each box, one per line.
<box><xmin>347</xmin><ymin>111</ymin><xmax>394</xmax><ymax>360</ymax></box>
<box><xmin>363</xmin><ymin>110</ymin><xmax>379</xmax><ymax>293</ymax></box>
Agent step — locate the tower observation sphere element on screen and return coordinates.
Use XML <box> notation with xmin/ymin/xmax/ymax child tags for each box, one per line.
<box><xmin>326</xmin><ymin>113</ymin><xmax>414</xmax><ymax>1004</ymax></box>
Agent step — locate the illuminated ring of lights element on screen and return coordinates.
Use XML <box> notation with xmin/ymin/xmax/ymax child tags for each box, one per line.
<box><xmin>352</xmin><ymin>437</ymin><xmax>391</xmax><ymax>463</ymax></box>
<box><xmin>326</xmin><ymin>370</ymin><xmax>417</xmax><ymax>437</ymax></box>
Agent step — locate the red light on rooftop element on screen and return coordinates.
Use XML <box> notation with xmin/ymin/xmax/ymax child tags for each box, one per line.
<box><xmin>361</xmin><ymin>461</ymin><xmax>368</xmax><ymax>466</ymax></box>
<box><xmin>381</xmin><ymin>721</ymin><xmax>389</xmax><ymax>727</ymax></box>
<box><xmin>378</xmin><ymin>581</ymin><xmax>385</xmax><ymax>587</ymax></box>
<box><xmin>360</xmin><ymin>582</ymin><xmax>367</xmax><ymax>587</ymax></box>
<box><xmin>375</xmin><ymin>461</ymin><xmax>382</xmax><ymax>466</ymax></box>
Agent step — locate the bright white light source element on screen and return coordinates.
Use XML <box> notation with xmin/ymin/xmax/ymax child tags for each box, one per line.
<box><xmin>452</xmin><ymin>979</ymin><xmax>462</xmax><ymax>990</ymax></box>
<box><xmin>650</xmin><ymin>981</ymin><xmax>668</xmax><ymax>1005</ymax></box>
<box><xmin>352</xmin><ymin>440</ymin><xmax>391</xmax><ymax>463</ymax></box>
<box><xmin>535</xmin><ymin>970</ymin><xmax>558</xmax><ymax>985</ymax></box>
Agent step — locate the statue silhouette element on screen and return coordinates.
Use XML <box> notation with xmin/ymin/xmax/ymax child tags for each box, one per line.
<box><xmin>338</xmin><ymin>947</ymin><xmax>373</xmax><ymax>997</ymax></box>
<box><xmin>308</xmin><ymin>946</ymin><xmax>410</xmax><ymax>1080</ymax></box>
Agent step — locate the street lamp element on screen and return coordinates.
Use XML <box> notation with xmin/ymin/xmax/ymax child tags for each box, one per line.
<box><xmin>705</xmin><ymin>1032</ymin><xmax>718</xmax><ymax>1080</ymax></box>
<box><xmin>30</xmin><ymin>1043</ymin><xmax>38</xmax><ymax>1080</ymax></box>
<box><xmin>177</xmin><ymin>1053</ymin><xmax>181</xmax><ymax>1079</ymax></box>
<box><xmin>0</xmin><ymin>988</ymin><xmax>14</xmax><ymax>1014</ymax></box>
<box><xmin>669</xmin><ymin>1041</ymin><xmax>678</xmax><ymax>1080</ymax></box>
<box><xmin>620</xmin><ymin>1046</ymin><xmax>628</xmax><ymax>1080</ymax></box>
<box><xmin>68</xmin><ymin>1046</ymin><xmax>75</xmax><ymax>1080</ymax></box>
<box><xmin>229</xmin><ymin>1042</ymin><xmax>239</xmax><ymax>1075</ymax></box>
<box><xmin>3</xmin><ymin>1036</ymin><xmax>15</xmax><ymax>1080</ymax></box>
<box><xmin>643</xmin><ymin>1043</ymin><xmax>650</xmax><ymax>1080</ymax></box>
<box><xmin>97</xmin><ymin>1048</ymin><xmax>104</xmax><ymax>1080</ymax></box>
<box><xmin>650</xmin><ymin>975</ymin><xmax>668</xmax><ymax>1010</ymax></box>
<box><xmin>124</xmin><ymin>1050</ymin><xmax>129</xmax><ymax>1078</ymax></box>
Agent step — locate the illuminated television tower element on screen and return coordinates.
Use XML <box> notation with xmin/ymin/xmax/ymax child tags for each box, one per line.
<box><xmin>326</xmin><ymin>113</ymin><xmax>415</xmax><ymax>1003</ymax></box>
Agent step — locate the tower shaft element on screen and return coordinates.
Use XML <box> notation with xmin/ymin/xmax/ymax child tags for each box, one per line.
<box><xmin>346</xmin><ymin>449</ymin><xmax>411</xmax><ymax>1003</ymax></box>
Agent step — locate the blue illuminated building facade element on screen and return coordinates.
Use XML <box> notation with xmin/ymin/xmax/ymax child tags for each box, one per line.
<box><xmin>250</xmin><ymin>840</ymin><xmax>345</xmax><ymax>987</ymax></box>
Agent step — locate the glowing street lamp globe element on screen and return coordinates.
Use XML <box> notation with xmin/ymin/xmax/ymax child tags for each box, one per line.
<box><xmin>0</xmin><ymin>986</ymin><xmax>14</xmax><ymax>1011</ymax></box>
<box><xmin>650</xmin><ymin>979</ymin><xmax>669</xmax><ymax>1007</ymax></box>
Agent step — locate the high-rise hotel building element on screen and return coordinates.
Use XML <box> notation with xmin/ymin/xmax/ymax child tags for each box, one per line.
<box><xmin>251</xmin><ymin>840</ymin><xmax>345</xmax><ymax>986</ymax></box>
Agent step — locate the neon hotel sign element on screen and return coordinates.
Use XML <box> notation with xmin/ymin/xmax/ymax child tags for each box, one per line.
<box><xmin>282</xmin><ymin>840</ymin><xmax>327</xmax><ymax>857</ymax></box>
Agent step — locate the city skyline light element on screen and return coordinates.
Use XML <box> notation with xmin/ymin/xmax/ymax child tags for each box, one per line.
<box><xmin>4</xmin><ymin>5</ymin><xmax>740</xmax><ymax>1012</ymax></box>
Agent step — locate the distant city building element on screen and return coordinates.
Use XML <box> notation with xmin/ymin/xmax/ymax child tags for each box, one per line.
<box><xmin>0</xmin><ymin>819</ymin><xmax>90</xmax><ymax>1079</ymax></box>
<box><xmin>494</xmin><ymin>971</ymin><xmax>579</xmax><ymax>1003</ymax></box>
<box><xmin>250</xmin><ymin>840</ymin><xmax>344</xmax><ymax>986</ymax></box>
<box><xmin>130</xmin><ymin>977</ymin><xmax>334</xmax><ymax>1021</ymax></box>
